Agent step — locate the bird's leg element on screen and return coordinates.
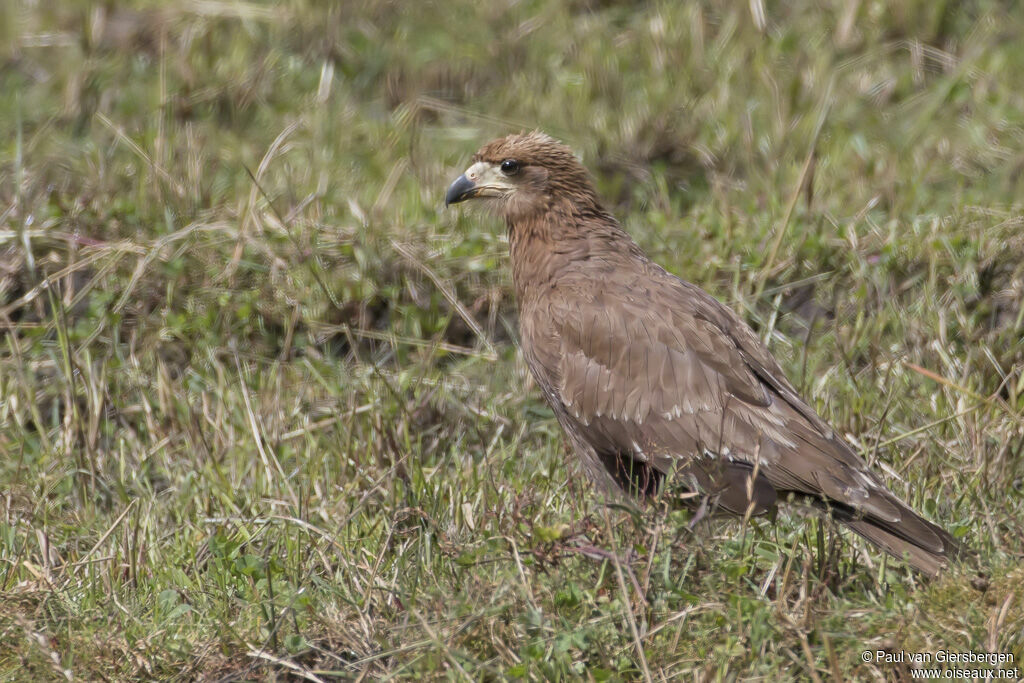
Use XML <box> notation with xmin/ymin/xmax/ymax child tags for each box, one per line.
<box><xmin>688</xmin><ymin>495</ymin><xmax>710</xmax><ymax>531</ymax></box>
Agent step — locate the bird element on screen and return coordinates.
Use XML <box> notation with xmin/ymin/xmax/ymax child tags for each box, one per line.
<box><xmin>445</xmin><ymin>131</ymin><xmax>959</xmax><ymax>576</ymax></box>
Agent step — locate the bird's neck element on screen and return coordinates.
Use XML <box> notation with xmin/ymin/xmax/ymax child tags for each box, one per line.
<box><xmin>506</xmin><ymin>196</ymin><xmax>642</xmax><ymax>301</ymax></box>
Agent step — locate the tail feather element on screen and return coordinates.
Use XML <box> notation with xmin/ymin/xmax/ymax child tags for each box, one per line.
<box><xmin>833</xmin><ymin>500</ymin><xmax>961</xmax><ymax>577</ymax></box>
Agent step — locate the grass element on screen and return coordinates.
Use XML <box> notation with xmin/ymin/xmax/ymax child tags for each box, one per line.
<box><xmin>1</xmin><ymin>0</ymin><xmax>1023</xmax><ymax>679</ymax></box>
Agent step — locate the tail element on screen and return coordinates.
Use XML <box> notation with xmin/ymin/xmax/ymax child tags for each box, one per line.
<box><xmin>833</xmin><ymin>499</ymin><xmax>961</xmax><ymax>577</ymax></box>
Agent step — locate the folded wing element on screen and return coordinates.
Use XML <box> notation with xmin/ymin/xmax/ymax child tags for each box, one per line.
<box><xmin>534</xmin><ymin>266</ymin><xmax>952</xmax><ymax>562</ymax></box>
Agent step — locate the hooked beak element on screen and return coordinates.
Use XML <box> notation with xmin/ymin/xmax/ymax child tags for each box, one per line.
<box><xmin>444</xmin><ymin>161</ymin><xmax>514</xmax><ymax>208</ymax></box>
<box><xmin>444</xmin><ymin>174</ymin><xmax>477</xmax><ymax>207</ymax></box>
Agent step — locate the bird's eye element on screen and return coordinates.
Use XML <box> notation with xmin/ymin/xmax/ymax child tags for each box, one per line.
<box><xmin>500</xmin><ymin>159</ymin><xmax>520</xmax><ymax>175</ymax></box>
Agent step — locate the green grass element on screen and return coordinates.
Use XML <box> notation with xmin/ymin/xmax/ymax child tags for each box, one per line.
<box><xmin>2</xmin><ymin>0</ymin><xmax>1023</xmax><ymax>679</ymax></box>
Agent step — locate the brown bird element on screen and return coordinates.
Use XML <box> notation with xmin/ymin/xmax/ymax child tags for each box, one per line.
<box><xmin>445</xmin><ymin>131</ymin><xmax>959</xmax><ymax>576</ymax></box>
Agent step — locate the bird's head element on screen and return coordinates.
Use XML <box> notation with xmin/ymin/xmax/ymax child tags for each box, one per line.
<box><xmin>445</xmin><ymin>132</ymin><xmax>600</xmax><ymax>221</ymax></box>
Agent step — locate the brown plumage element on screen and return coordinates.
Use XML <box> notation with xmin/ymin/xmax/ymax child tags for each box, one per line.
<box><xmin>445</xmin><ymin>131</ymin><xmax>959</xmax><ymax>576</ymax></box>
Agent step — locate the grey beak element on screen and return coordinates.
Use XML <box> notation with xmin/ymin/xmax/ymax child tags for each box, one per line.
<box><xmin>444</xmin><ymin>174</ymin><xmax>477</xmax><ymax>207</ymax></box>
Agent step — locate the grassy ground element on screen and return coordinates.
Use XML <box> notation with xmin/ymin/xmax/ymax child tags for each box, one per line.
<box><xmin>2</xmin><ymin>0</ymin><xmax>1023</xmax><ymax>680</ymax></box>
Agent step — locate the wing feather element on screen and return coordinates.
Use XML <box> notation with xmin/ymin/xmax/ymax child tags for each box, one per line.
<box><xmin>540</xmin><ymin>269</ymin><xmax>892</xmax><ymax>517</ymax></box>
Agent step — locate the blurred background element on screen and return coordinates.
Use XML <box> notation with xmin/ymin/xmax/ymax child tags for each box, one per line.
<box><xmin>1</xmin><ymin>0</ymin><xmax>1022</xmax><ymax>679</ymax></box>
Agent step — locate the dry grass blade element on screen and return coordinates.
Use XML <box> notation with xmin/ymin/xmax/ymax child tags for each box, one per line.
<box><xmin>754</xmin><ymin>80</ymin><xmax>833</xmax><ymax>302</ymax></box>
<box><xmin>390</xmin><ymin>238</ymin><xmax>498</xmax><ymax>360</ymax></box>
<box><xmin>246</xmin><ymin>649</ymin><xmax>327</xmax><ymax>683</ymax></box>
<box><xmin>603</xmin><ymin>508</ymin><xmax>653</xmax><ymax>683</ymax></box>
<box><xmin>97</xmin><ymin>112</ymin><xmax>186</xmax><ymax>198</ymax></box>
